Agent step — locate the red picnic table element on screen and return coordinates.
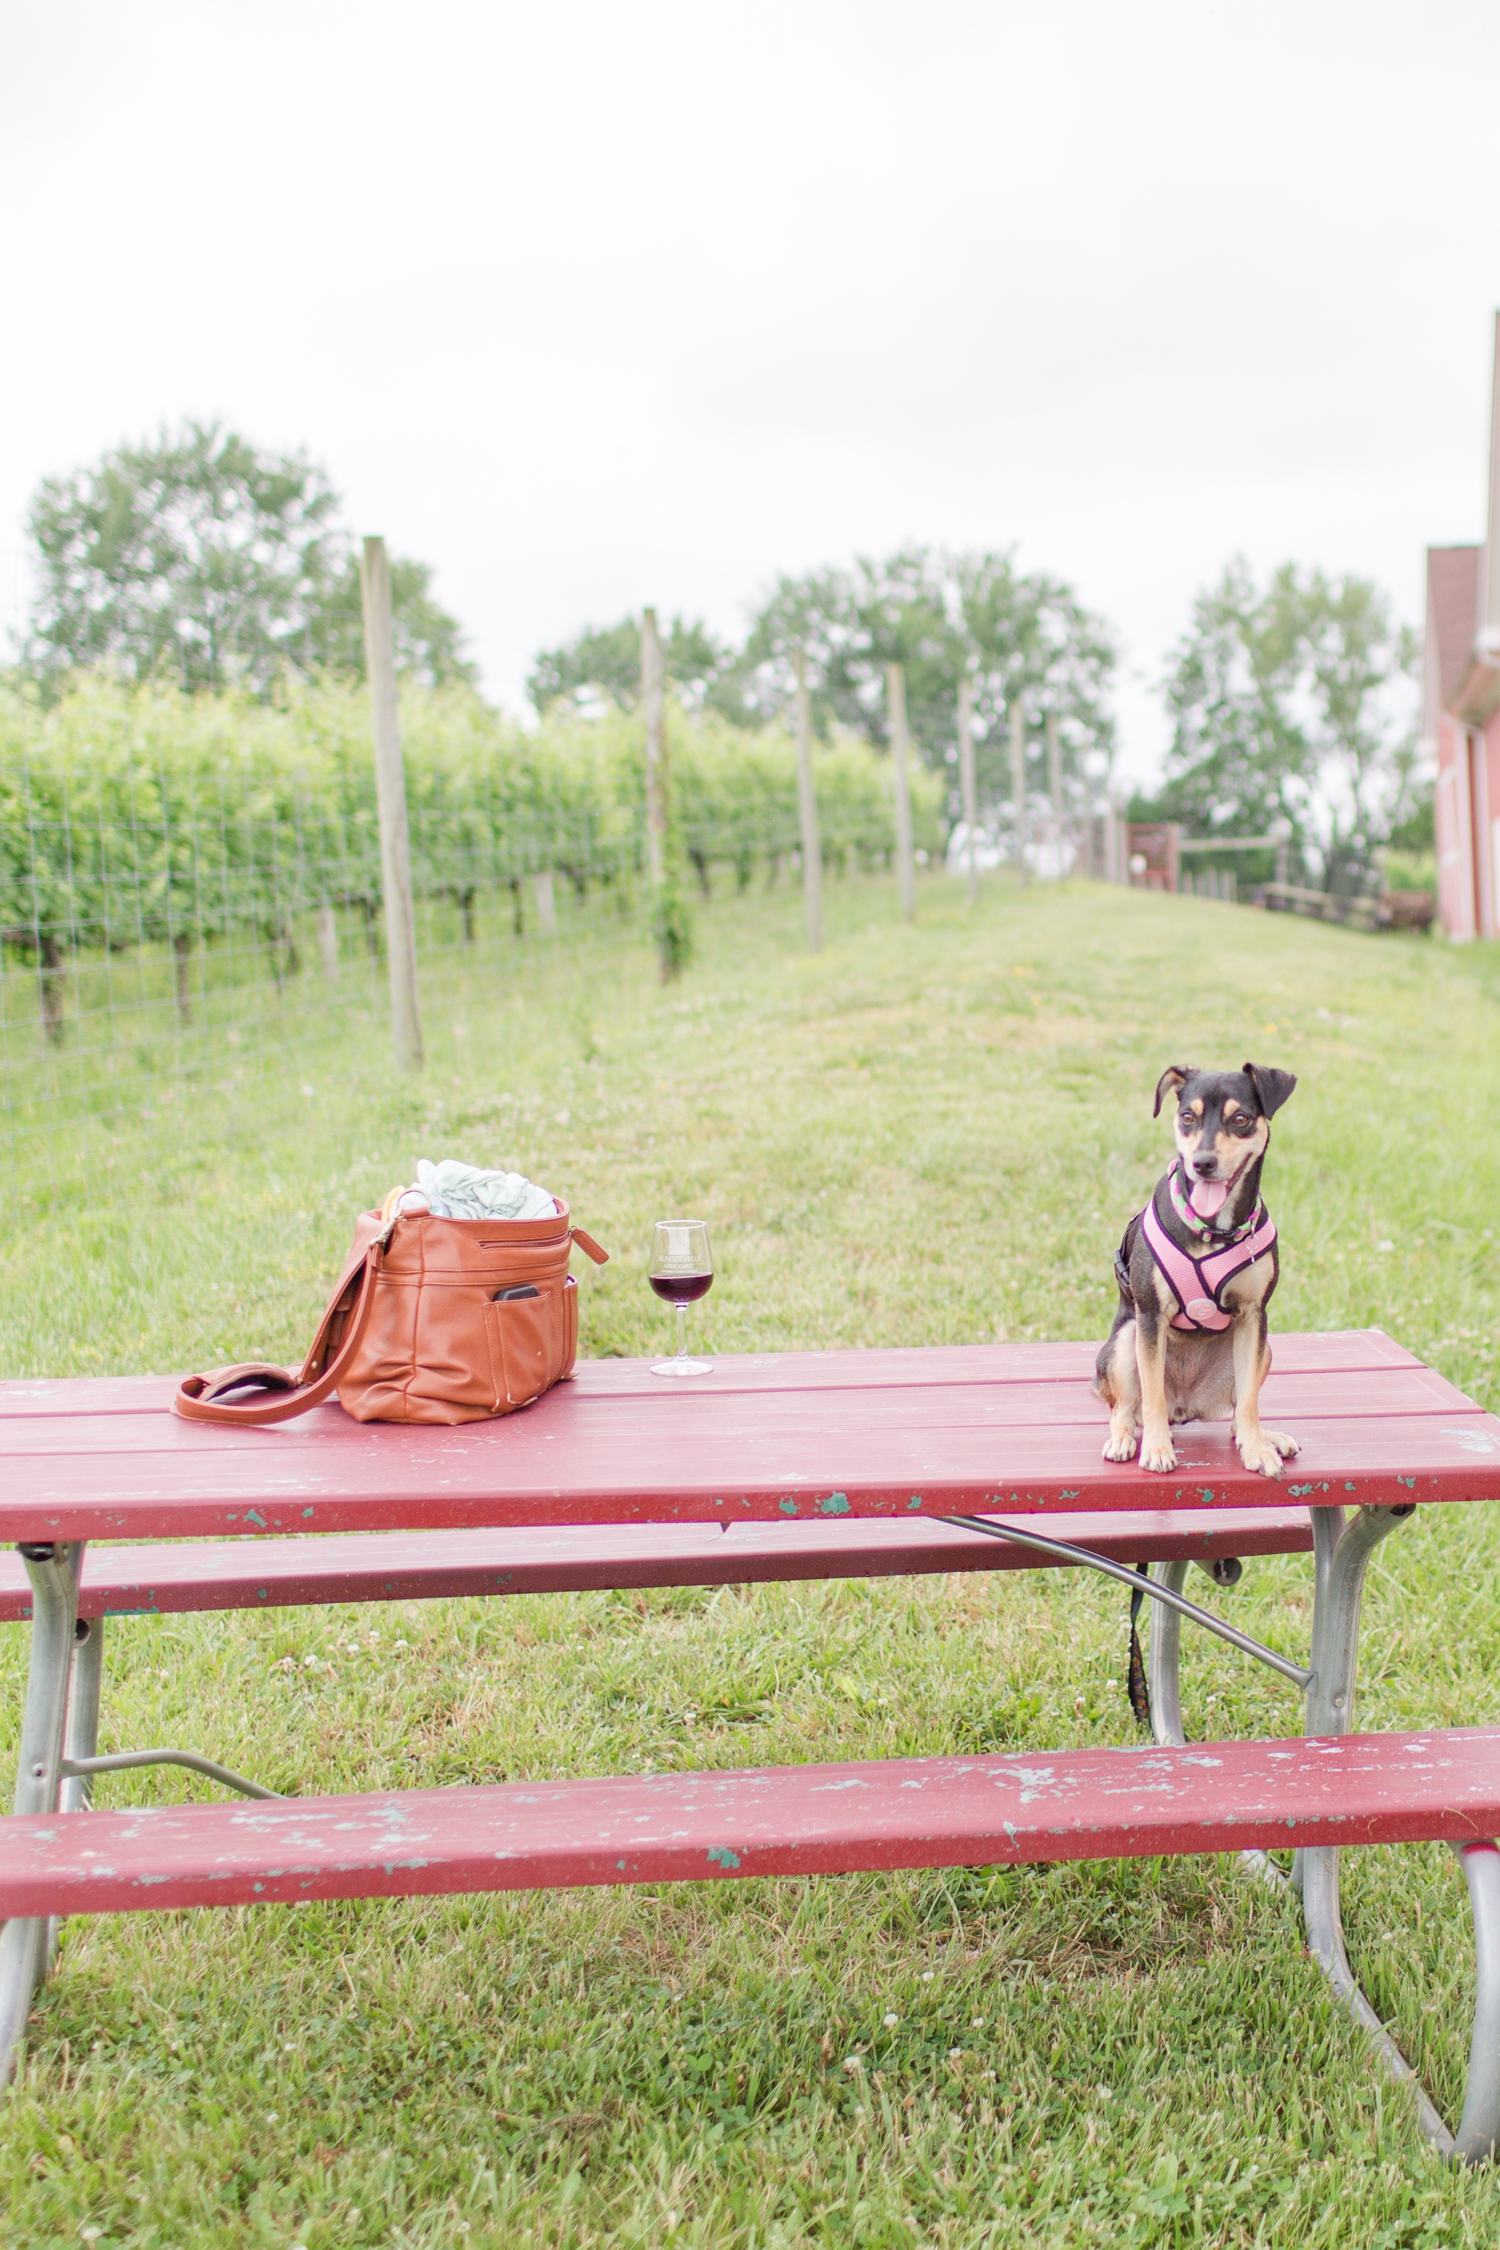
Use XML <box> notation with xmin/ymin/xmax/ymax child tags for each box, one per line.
<box><xmin>4</xmin><ymin>1328</ymin><xmax>1500</xmax><ymax>2158</ymax></box>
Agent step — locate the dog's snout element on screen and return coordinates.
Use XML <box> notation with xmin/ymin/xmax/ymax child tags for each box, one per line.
<box><xmin>1190</xmin><ymin>1151</ymin><xmax>1218</xmax><ymax>1178</ymax></box>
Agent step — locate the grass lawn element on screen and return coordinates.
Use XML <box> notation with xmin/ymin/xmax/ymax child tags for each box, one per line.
<box><xmin>4</xmin><ymin>874</ymin><xmax>1500</xmax><ymax>2247</ymax></box>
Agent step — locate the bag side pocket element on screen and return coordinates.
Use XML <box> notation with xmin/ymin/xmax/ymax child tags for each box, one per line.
<box><xmin>485</xmin><ymin>1289</ymin><xmax>556</xmax><ymax>1410</ymax></box>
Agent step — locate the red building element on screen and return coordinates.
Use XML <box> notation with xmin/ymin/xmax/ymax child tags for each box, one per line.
<box><xmin>1430</xmin><ymin>315</ymin><xmax>1500</xmax><ymax>940</ymax></box>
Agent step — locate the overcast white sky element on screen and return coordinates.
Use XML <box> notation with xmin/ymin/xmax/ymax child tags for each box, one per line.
<box><xmin>2</xmin><ymin>1</ymin><xmax>1496</xmax><ymax>781</ymax></box>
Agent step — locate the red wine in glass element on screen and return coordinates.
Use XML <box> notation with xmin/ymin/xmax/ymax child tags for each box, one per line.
<box><xmin>649</xmin><ymin>1273</ymin><xmax>713</xmax><ymax>1307</ymax></box>
<box><xmin>648</xmin><ymin>1219</ymin><xmax>714</xmax><ymax>1374</ymax></box>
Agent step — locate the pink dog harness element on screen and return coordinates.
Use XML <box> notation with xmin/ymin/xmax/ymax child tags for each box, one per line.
<box><xmin>1139</xmin><ymin>1164</ymin><xmax>1277</xmax><ymax>1331</ymax></box>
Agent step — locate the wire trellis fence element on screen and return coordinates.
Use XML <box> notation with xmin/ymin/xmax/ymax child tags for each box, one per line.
<box><xmin>1</xmin><ymin>677</ymin><xmax>947</xmax><ymax>1173</ymax></box>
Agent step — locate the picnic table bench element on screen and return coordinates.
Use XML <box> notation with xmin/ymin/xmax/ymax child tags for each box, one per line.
<box><xmin>4</xmin><ymin>1328</ymin><xmax>1500</xmax><ymax>2159</ymax></box>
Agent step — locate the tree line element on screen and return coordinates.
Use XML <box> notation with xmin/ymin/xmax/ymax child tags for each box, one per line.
<box><xmin>22</xmin><ymin>423</ymin><xmax>475</xmax><ymax>698</ymax></box>
<box><xmin>11</xmin><ymin>422</ymin><xmax>1426</xmax><ymax>890</ymax></box>
<box><xmin>531</xmin><ymin>547</ymin><xmax>1118</xmax><ymax>823</ymax></box>
<box><xmin>1148</xmin><ymin>562</ymin><xmax>1428</xmax><ymax>893</ymax></box>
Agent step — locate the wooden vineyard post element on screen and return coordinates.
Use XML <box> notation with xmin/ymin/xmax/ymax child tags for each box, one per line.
<box><xmin>957</xmin><ymin>676</ymin><xmax>979</xmax><ymax>903</ymax></box>
<box><xmin>1010</xmin><ymin>703</ymin><xmax>1028</xmax><ymax>885</ymax></box>
<box><xmin>793</xmin><ymin>648</ymin><xmax>823</xmax><ymax>952</ymax></box>
<box><xmin>641</xmin><ymin>608</ymin><xmax>667</xmax><ymax>889</ymax></box>
<box><xmin>887</xmin><ymin>661</ymin><xmax>917</xmax><ymax>921</ymax></box>
<box><xmin>359</xmin><ymin>536</ymin><xmax>424</xmax><ymax>1071</ymax></box>
<box><xmin>1047</xmin><ymin>710</ymin><xmax>1063</xmax><ymax>878</ymax></box>
<box><xmin>640</xmin><ymin>608</ymin><xmax>688</xmax><ymax>977</ymax></box>
<box><xmin>1108</xmin><ymin>795</ymin><xmax>1127</xmax><ymax>883</ymax></box>
<box><xmin>316</xmin><ymin>903</ymin><xmax>340</xmax><ymax>985</ymax></box>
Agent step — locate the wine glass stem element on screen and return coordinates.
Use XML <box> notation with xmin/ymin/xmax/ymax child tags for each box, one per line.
<box><xmin>676</xmin><ymin>1303</ymin><xmax>689</xmax><ymax>1360</ymax></box>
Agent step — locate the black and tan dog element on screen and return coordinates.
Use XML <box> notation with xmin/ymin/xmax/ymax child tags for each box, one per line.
<box><xmin>1094</xmin><ymin>1062</ymin><xmax>1299</xmax><ymax>1478</ymax></box>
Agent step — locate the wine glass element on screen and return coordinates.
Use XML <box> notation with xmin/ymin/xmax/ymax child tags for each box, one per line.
<box><xmin>648</xmin><ymin>1219</ymin><xmax>714</xmax><ymax>1376</ymax></box>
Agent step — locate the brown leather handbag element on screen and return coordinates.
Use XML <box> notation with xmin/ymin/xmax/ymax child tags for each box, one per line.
<box><xmin>173</xmin><ymin>1197</ymin><xmax>608</xmax><ymax>1428</ymax></box>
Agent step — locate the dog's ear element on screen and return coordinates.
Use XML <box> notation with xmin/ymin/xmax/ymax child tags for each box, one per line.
<box><xmin>1243</xmin><ymin>1062</ymin><xmax>1297</xmax><ymax>1119</ymax></box>
<box><xmin>1153</xmin><ymin>1065</ymin><xmax>1195</xmax><ymax>1118</ymax></box>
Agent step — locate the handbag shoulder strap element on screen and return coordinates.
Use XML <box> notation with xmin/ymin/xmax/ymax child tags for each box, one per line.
<box><xmin>172</xmin><ymin>1227</ymin><xmax>386</xmax><ymax>1427</ymax></box>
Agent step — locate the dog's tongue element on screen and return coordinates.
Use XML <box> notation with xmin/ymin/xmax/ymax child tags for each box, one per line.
<box><xmin>1189</xmin><ymin>1177</ymin><xmax>1230</xmax><ymax>1219</ymax></box>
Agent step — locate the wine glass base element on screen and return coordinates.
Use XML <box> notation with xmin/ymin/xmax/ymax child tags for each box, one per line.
<box><xmin>650</xmin><ymin>1356</ymin><xmax>714</xmax><ymax>1377</ymax></box>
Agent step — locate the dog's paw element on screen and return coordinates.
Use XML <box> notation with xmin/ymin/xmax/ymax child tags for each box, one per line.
<box><xmin>1264</xmin><ymin>1427</ymin><xmax>1301</xmax><ymax>1460</ymax></box>
<box><xmin>1102</xmin><ymin>1428</ymin><xmax>1140</xmax><ymax>1463</ymax></box>
<box><xmin>1236</xmin><ymin>1430</ymin><xmax>1285</xmax><ymax>1478</ymax></box>
<box><xmin>1139</xmin><ymin>1436</ymin><xmax>1178</xmax><ymax>1474</ymax></box>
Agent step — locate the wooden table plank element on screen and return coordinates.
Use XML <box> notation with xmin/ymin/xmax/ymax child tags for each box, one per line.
<box><xmin>2</xmin><ymin>1405</ymin><xmax>1497</xmax><ymax>1541</ymax></box>
<box><xmin>5</xmin><ymin>1727</ymin><xmax>1499</xmax><ymax>1919</ymax></box>
<box><xmin>2</xmin><ymin>1364</ymin><xmax>1473</xmax><ymax>1465</ymax></box>
<box><xmin>0</xmin><ymin>1508</ymin><xmax>1318</xmax><ymax>1621</ymax></box>
<box><xmin>1</xmin><ymin>1336</ymin><xmax>1491</xmax><ymax>1543</ymax></box>
<box><xmin>0</xmin><ymin>1329</ymin><xmax>1425</xmax><ymax>1422</ymax></box>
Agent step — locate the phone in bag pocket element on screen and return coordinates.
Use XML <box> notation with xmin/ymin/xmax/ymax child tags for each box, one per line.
<box><xmin>484</xmin><ymin>1281</ymin><xmax>573</xmax><ymax>1409</ymax></box>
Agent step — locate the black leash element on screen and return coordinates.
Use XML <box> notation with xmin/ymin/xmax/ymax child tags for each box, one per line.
<box><xmin>1127</xmin><ymin>1565</ymin><xmax>1152</xmax><ymax>1733</ymax></box>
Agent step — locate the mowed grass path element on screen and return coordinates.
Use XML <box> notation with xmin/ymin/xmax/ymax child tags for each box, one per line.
<box><xmin>5</xmin><ymin>877</ymin><xmax>1500</xmax><ymax>2247</ymax></box>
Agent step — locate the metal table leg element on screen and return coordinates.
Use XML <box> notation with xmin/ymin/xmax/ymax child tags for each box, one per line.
<box><xmin>47</xmin><ymin>1615</ymin><xmax>104</xmax><ymax>1974</ymax></box>
<box><xmin>0</xmin><ymin>1542</ymin><xmax>86</xmax><ymax>2087</ymax></box>
<box><xmin>1455</xmin><ymin>1840</ymin><xmax>1500</xmax><ymax>2164</ymax></box>
<box><xmin>1293</xmin><ymin>1505</ymin><xmax>1465</xmax><ymax>2151</ymax></box>
<box><xmin>1146</xmin><ymin>1559</ymin><xmax>1190</xmax><ymax>1748</ymax></box>
<box><xmin>1147</xmin><ymin>1556</ymin><xmax>1288</xmax><ymax>1895</ymax></box>
<box><xmin>58</xmin><ymin>1616</ymin><xmax>103</xmax><ymax>1818</ymax></box>
<box><xmin>1151</xmin><ymin>1506</ymin><xmax>1489</xmax><ymax>2156</ymax></box>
